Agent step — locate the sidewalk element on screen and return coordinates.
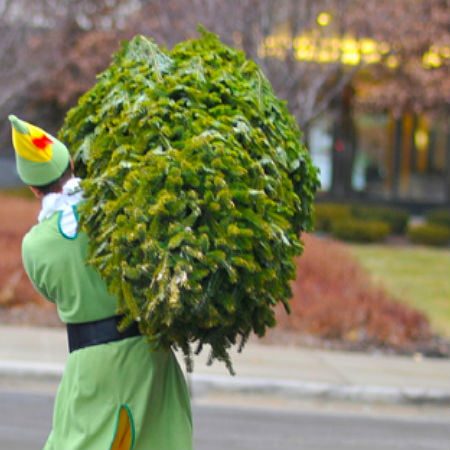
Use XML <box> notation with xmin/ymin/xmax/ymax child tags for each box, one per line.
<box><xmin>1</xmin><ymin>325</ymin><xmax>450</xmax><ymax>405</ymax></box>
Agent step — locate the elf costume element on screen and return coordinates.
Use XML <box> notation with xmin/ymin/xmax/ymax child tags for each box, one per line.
<box><xmin>9</xmin><ymin>115</ymin><xmax>193</xmax><ymax>450</ymax></box>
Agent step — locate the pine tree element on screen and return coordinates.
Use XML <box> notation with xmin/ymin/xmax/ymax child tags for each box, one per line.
<box><xmin>59</xmin><ymin>28</ymin><xmax>319</xmax><ymax>373</ymax></box>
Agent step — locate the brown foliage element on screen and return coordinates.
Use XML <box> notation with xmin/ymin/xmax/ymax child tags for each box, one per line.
<box><xmin>276</xmin><ymin>234</ymin><xmax>432</xmax><ymax>349</ymax></box>
<box><xmin>0</xmin><ymin>194</ymin><xmax>43</xmax><ymax>307</ymax></box>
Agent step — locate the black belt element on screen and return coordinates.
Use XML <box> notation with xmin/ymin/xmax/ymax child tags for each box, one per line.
<box><xmin>67</xmin><ymin>315</ymin><xmax>141</xmax><ymax>353</ymax></box>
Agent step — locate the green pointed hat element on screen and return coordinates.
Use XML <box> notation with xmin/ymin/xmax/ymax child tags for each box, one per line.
<box><xmin>8</xmin><ymin>115</ymin><xmax>70</xmax><ymax>186</ymax></box>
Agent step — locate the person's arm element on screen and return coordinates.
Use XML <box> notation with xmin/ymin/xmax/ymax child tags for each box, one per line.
<box><xmin>21</xmin><ymin>234</ymin><xmax>55</xmax><ymax>303</ymax></box>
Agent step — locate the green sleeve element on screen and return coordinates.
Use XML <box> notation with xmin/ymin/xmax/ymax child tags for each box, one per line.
<box><xmin>21</xmin><ymin>233</ymin><xmax>55</xmax><ymax>303</ymax></box>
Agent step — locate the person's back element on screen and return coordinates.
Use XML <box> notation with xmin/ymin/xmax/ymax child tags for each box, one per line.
<box><xmin>10</xmin><ymin>115</ymin><xmax>192</xmax><ymax>450</ymax></box>
<box><xmin>22</xmin><ymin>200</ymin><xmax>118</xmax><ymax>323</ymax></box>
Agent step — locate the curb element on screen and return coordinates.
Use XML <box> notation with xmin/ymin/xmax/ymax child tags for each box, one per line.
<box><xmin>0</xmin><ymin>360</ymin><xmax>64</xmax><ymax>381</ymax></box>
<box><xmin>190</xmin><ymin>374</ymin><xmax>450</xmax><ymax>406</ymax></box>
<box><xmin>1</xmin><ymin>360</ymin><xmax>450</xmax><ymax>406</ymax></box>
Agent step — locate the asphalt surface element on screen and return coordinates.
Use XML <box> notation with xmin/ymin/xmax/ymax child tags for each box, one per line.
<box><xmin>1</xmin><ymin>390</ymin><xmax>450</xmax><ymax>450</ymax></box>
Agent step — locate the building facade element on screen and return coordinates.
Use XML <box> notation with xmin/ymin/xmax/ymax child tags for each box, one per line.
<box><xmin>309</xmin><ymin>109</ymin><xmax>450</xmax><ymax>210</ymax></box>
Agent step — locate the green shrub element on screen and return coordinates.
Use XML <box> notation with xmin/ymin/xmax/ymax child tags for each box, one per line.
<box><xmin>426</xmin><ymin>209</ymin><xmax>450</xmax><ymax>229</ymax></box>
<box><xmin>351</xmin><ymin>205</ymin><xmax>409</xmax><ymax>234</ymax></box>
<box><xmin>59</xmin><ymin>31</ymin><xmax>319</xmax><ymax>372</ymax></box>
<box><xmin>314</xmin><ymin>203</ymin><xmax>351</xmax><ymax>232</ymax></box>
<box><xmin>331</xmin><ymin>219</ymin><xmax>390</xmax><ymax>243</ymax></box>
<box><xmin>407</xmin><ymin>224</ymin><xmax>450</xmax><ymax>247</ymax></box>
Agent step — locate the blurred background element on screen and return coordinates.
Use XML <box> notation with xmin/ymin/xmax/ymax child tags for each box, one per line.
<box><xmin>0</xmin><ymin>2</ymin><xmax>450</xmax><ymax>449</ymax></box>
<box><xmin>0</xmin><ymin>0</ymin><xmax>449</xmax><ymax>208</ymax></box>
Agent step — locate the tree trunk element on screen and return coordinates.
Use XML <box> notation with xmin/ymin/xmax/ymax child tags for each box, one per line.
<box><xmin>331</xmin><ymin>85</ymin><xmax>357</xmax><ymax>199</ymax></box>
<box><xmin>392</xmin><ymin>118</ymin><xmax>403</xmax><ymax>199</ymax></box>
<box><xmin>446</xmin><ymin>114</ymin><xmax>450</xmax><ymax>204</ymax></box>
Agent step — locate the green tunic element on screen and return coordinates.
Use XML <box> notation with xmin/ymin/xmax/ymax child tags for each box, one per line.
<box><xmin>22</xmin><ymin>211</ymin><xmax>193</xmax><ymax>450</ymax></box>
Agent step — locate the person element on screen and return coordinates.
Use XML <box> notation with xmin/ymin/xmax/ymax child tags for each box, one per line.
<box><xmin>8</xmin><ymin>114</ymin><xmax>193</xmax><ymax>450</ymax></box>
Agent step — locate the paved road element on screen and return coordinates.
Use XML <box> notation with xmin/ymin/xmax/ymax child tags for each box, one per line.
<box><xmin>1</xmin><ymin>391</ymin><xmax>450</xmax><ymax>450</ymax></box>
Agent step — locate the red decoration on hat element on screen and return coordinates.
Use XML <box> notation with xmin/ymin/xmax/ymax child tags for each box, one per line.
<box><xmin>32</xmin><ymin>134</ymin><xmax>53</xmax><ymax>150</ymax></box>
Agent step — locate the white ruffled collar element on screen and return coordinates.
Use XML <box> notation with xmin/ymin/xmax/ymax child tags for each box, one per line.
<box><xmin>38</xmin><ymin>177</ymin><xmax>84</xmax><ymax>225</ymax></box>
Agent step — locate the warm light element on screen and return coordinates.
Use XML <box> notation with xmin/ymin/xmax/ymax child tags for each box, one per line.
<box><xmin>360</xmin><ymin>38</ymin><xmax>377</xmax><ymax>54</ymax></box>
<box><xmin>293</xmin><ymin>35</ymin><xmax>315</xmax><ymax>61</ymax></box>
<box><xmin>317</xmin><ymin>12</ymin><xmax>332</xmax><ymax>27</ymax></box>
<box><xmin>386</xmin><ymin>55</ymin><xmax>399</xmax><ymax>69</ymax></box>
<box><xmin>295</xmin><ymin>47</ymin><xmax>315</xmax><ymax>61</ymax></box>
<box><xmin>293</xmin><ymin>35</ymin><xmax>311</xmax><ymax>50</ymax></box>
<box><xmin>341</xmin><ymin>36</ymin><xmax>358</xmax><ymax>52</ymax></box>
<box><xmin>259</xmin><ymin>30</ymin><xmax>293</xmax><ymax>59</ymax></box>
<box><xmin>259</xmin><ymin>30</ymin><xmax>447</xmax><ymax>71</ymax></box>
<box><xmin>414</xmin><ymin>129</ymin><xmax>429</xmax><ymax>152</ymax></box>
<box><xmin>422</xmin><ymin>51</ymin><xmax>442</xmax><ymax>68</ymax></box>
<box><xmin>341</xmin><ymin>51</ymin><xmax>361</xmax><ymax>65</ymax></box>
<box><xmin>341</xmin><ymin>37</ymin><xmax>360</xmax><ymax>65</ymax></box>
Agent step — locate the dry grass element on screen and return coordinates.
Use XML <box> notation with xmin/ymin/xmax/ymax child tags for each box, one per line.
<box><xmin>350</xmin><ymin>244</ymin><xmax>450</xmax><ymax>337</ymax></box>
<box><xmin>274</xmin><ymin>234</ymin><xmax>433</xmax><ymax>351</ymax></box>
<box><xmin>0</xmin><ymin>193</ymin><xmax>60</xmax><ymax>326</ymax></box>
<box><xmin>0</xmin><ymin>194</ymin><xmax>43</xmax><ymax>307</ymax></box>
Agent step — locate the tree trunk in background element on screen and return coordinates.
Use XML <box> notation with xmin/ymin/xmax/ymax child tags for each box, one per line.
<box><xmin>446</xmin><ymin>113</ymin><xmax>450</xmax><ymax>204</ymax></box>
<box><xmin>331</xmin><ymin>85</ymin><xmax>357</xmax><ymax>199</ymax></box>
<box><xmin>392</xmin><ymin>118</ymin><xmax>403</xmax><ymax>199</ymax></box>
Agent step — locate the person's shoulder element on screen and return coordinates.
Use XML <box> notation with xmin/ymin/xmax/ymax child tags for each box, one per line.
<box><xmin>22</xmin><ymin>222</ymin><xmax>39</xmax><ymax>248</ymax></box>
<box><xmin>22</xmin><ymin>224</ymin><xmax>39</xmax><ymax>269</ymax></box>
<box><xmin>22</xmin><ymin>224</ymin><xmax>41</xmax><ymax>259</ymax></box>
<box><xmin>22</xmin><ymin>215</ymin><xmax>58</xmax><ymax>253</ymax></box>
